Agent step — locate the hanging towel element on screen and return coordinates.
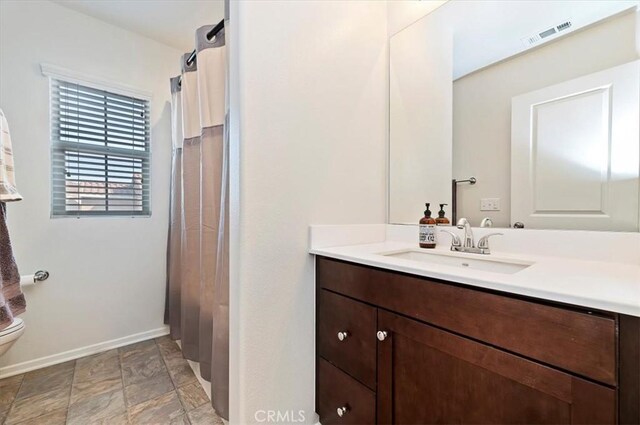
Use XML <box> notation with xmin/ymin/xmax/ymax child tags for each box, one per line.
<box><xmin>0</xmin><ymin>203</ymin><xmax>24</xmax><ymax>330</ymax></box>
<box><xmin>0</xmin><ymin>109</ymin><xmax>24</xmax><ymax>330</ymax></box>
<box><xmin>0</xmin><ymin>109</ymin><xmax>22</xmax><ymax>202</ymax></box>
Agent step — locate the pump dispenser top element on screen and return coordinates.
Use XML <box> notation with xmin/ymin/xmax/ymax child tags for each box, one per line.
<box><xmin>424</xmin><ymin>203</ymin><xmax>432</xmax><ymax>217</ymax></box>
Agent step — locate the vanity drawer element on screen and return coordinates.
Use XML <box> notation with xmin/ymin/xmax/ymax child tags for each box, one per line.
<box><xmin>318</xmin><ymin>289</ymin><xmax>377</xmax><ymax>389</ymax></box>
<box><xmin>317</xmin><ymin>257</ymin><xmax>617</xmax><ymax>386</ymax></box>
<box><xmin>317</xmin><ymin>357</ymin><xmax>376</xmax><ymax>425</ymax></box>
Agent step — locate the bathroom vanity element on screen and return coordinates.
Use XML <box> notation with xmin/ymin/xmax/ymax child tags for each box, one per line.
<box><xmin>315</xmin><ymin>253</ymin><xmax>639</xmax><ymax>425</ymax></box>
<box><xmin>314</xmin><ymin>1</ymin><xmax>640</xmax><ymax>423</ymax></box>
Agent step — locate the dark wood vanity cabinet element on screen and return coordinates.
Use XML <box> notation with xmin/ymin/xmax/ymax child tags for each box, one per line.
<box><xmin>376</xmin><ymin>310</ymin><xmax>615</xmax><ymax>425</ymax></box>
<box><xmin>315</xmin><ymin>256</ymin><xmax>640</xmax><ymax>425</ymax></box>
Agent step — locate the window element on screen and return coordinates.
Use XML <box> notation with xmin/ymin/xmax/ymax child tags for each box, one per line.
<box><xmin>50</xmin><ymin>78</ymin><xmax>150</xmax><ymax>217</ymax></box>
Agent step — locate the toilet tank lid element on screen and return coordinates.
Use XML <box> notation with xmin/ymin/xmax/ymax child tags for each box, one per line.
<box><xmin>0</xmin><ymin>318</ymin><xmax>24</xmax><ymax>336</ymax></box>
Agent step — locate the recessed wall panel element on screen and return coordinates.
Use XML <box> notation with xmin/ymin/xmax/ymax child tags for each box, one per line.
<box><xmin>531</xmin><ymin>88</ymin><xmax>610</xmax><ymax>214</ymax></box>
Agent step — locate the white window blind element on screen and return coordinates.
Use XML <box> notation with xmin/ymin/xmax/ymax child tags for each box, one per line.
<box><xmin>50</xmin><ymin>78</ymin><xmax>150</xmax><ymax>217</ymax></box>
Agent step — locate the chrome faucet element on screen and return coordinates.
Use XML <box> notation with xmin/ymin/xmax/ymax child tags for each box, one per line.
<box><xmin>457</xmin><ymin>218</ymin><xmax>474</xmax><ymax>248</ymax></box>
<box><xmin>440</xmin><ymin>217</ymin><xmax>503</xmax><ymax>255</ymax></box>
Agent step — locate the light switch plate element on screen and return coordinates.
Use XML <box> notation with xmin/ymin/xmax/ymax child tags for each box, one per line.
<box><xmin>480</xmin><ymin>198</ymin><xmax>501</xmax><ymax>211</ymax></box>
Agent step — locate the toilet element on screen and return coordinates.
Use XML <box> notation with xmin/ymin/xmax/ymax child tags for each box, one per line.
<box><xmin>0</xmin><ymin>318</ymin><xmax>25</xmax><ymax>356</ymax></box>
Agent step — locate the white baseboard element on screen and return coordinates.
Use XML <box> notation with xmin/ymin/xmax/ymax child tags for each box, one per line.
<box><xmin>0</xmin><ymin>326</ymin><xmax>169</xmax><ymax>379</ymax></box>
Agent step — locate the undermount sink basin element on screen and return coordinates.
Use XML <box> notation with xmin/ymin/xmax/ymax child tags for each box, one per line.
<box><xmin>378</xmin><ymin>250</ymin><xmax>532</xmax><ymax>274</ymax></box>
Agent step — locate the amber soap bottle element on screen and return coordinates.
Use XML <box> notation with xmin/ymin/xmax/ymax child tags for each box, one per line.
<box><xmin>419</xmin><ymin>203</ymin><xmax>437</xmax><ymax>249</ymax></box>
<box><xmin>436</xmin><ymin>203</ymin><xmax>450</xmax><ymax>226</ymax></box>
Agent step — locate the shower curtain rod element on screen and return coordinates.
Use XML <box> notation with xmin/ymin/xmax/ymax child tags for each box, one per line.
<box><xmin>186</xmin><ymin>19</ymin><xmax>225</xmax><ymax>66</ymax></box>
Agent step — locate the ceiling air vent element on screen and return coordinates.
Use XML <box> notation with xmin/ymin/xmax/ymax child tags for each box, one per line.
<box><xmin>521</xmin><ymin>19</ymin><xmax>573</xmax><ymax>47</ymax></box>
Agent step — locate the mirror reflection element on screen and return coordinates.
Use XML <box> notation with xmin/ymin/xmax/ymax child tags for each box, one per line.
<box><xmin>389</xmin><ymin>0</ymin><xmax>640</xmax><ymax>231</ymax></box>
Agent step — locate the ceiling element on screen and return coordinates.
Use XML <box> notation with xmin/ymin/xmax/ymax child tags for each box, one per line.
<box><xmin>51</xmin><ymin>0</ymin><xmax>225</xmax><ymax>51</ymax></box>
<box><xmin>406</xmin><ymin>0</ymin><xmax>639</xmax><ymax>79</ymax></box>
<box><xmin>54</xmin><ymin>0</ymin><xmax>638</xmax><ymax>75</ymax></box>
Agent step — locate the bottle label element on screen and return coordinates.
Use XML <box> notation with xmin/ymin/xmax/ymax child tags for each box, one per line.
<box><xmin>419</xmin><ymin>224</ymin><xmax>437</xmax><ymax>244</ymax></box>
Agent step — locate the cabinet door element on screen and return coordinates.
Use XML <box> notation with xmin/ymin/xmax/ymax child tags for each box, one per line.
<box><xmin>377</xmin><ymin>310</ymin><xmax>615</xmax><ymax>425</ymax></box>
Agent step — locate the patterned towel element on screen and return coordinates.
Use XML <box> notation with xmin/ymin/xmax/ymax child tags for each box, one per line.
<box><xmin>0</xmin><ymin>109</ymin><xmax>22</xmax><ymax>202</ymax></box>
<box><xmin>0</xmin><ymin>108</ymin><xmax>24</xmax><ymax>330</ymax></box>
<box><xmin>0</xmin><ymin>203</ymin><xmax>24</xmax><ymax>330</ymax></box>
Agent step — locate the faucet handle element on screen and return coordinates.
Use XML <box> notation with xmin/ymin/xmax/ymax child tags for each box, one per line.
<box><xmin>477</xmin><ymin>233</ymin><xmax>503</xmax><ymax>250</ymax></box>
<box><xmin>480</xmin><ymin>217</ymin><xmax>493</xmax><ymax>228</ymax></box>
<box><xmin>439</xmin><ymin>230</ymin><xmax>462</xmax><ymax>248</ymax></box>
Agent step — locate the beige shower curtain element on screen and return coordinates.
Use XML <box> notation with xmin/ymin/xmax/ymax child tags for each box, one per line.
<box><xmin>166</xmin><ymin>24</ymin><xmax>228</xmax><ymax>420</ymax></box>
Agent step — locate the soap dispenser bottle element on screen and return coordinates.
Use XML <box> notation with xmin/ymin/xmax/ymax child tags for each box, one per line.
<box><xmin>419</xmin><ymin>203</ymin><xmax>437</xmax><ymax>249</ymax></box>
<box><xmin>436</xmin><ymin>203</ymin><xmax>450</xmax><ymax>226</ymax></box>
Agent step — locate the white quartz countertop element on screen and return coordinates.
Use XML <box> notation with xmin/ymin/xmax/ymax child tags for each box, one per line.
<box><xmin>311</xmin><ymin>240</ymin><xmax>640</xmax><ymax>317</ymax></box>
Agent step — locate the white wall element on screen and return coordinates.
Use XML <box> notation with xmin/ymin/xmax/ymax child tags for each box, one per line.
<box><xmin>387</xmin><ymin>0</ymin><xmax>449</xmax><ymax>36</ymax></box>
<box><xmin>229</xmin><ymin>1</ymin><xmax>388</xmax><ymax>423</ymax></box>
<box><xmin>453</xmin><ymin>11</ymin><xmax>638</xmax><ymax>227</ymax></box>
<box><xmin>389</xmin><ymin>11</ymin><xmax>452</xmax><ymax>224</ymax></box>
<box><xmin>0</xmin><ymin>0</ymin><xmax>180</xmax><ymax>371</ymax></box>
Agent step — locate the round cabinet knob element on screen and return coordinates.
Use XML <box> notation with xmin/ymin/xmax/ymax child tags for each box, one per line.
<box><xmin>376</xmin><ymin>330</ymin><xmax>388</xmax><ymax>341</ymax></box>
<box><xmin>337</xmin><ymin>331</ymin><xmax>349</xmax><ymax>341</ymax></box>
<box><xmin>337</xmin><ymin>406</ymin><xmax>348</xmax><ymax>417</ymax></box>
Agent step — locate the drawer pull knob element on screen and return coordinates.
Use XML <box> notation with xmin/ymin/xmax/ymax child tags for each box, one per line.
<box><xmin>337</xmin><ymin>406</ymin><xmax>349</xmax><ymax>417</ymax></box>
<box><xmin>337</xmin><ymin>331</ymin><xmax>349</xmax><ymax>341</ymax></box>
<box><xmin>377</xmin><ymin>330</ymin><xmax>388</xmax><ymax>341</ymax></box>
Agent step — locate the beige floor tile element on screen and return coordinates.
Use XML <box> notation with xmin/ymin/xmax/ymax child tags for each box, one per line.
<box><xmin>153</xmin><ymin>339</ymin><xmax>200</xmax><ymax>390</ymax></box>
<box><xmin>177</xmin><ymin>383</ymin><xmax>209</xmax><ymax>412</ymax></box>
<box><xmin>66</xmin><ymin>389</ymin><xmax>126</xmax><ymax>425</ymax></box>
<box><xmin>1</xmin><ymin>339</ymin><xmax>212</xmax><ymax>425</ymax></box>
<box><xmin>121</xmin><ymin>353</ymin><xmax>168</xmax><ymax>387</ymax></box>
<box><xmin>8</xmin><ymin>408</ymin><xmax>67</xmax><ymax>425</ymax></box>
<box><xmin>5</xmin><ymin>386</ymin><xmax>70</xmax><ymax>425</ymax></box>
<box><xmin>15</xmin><ymin>361</ymin><xmax>74</xmax><ymax>400</ymax></box>
<box><xmin>74</xmin><ymin>349</ymin><xmax>120</xmax><ymax>383</ymax></box>
<box><xmin>0</xmin><ymin>373</ymin><xmax>23</xmax><ymax>387</ymax></box>
<box><xmin>124</xmin><ymin>371</ymin><xmax>174</xmax><ymax>407</ymax></box>
<box><xmin>0</xmin><ymin>374</ymin><xmax>23</xmax><ymax>414</ymax></box>
<box><xmin>127</xmin><ymin>391</ymin><xmax>184</xmax><ymax>425</ymax></box>
<box><xmin>157</xmin><ymin>338</ymin><xmax>183</xmax><ymax>360</ymax></box>
<box><xmin>71</xmin><ymin>375</ymin><xmax>123</xmax><ymax>405</ymax></box>
<box><xmin>169</xmin><ymin>413</ymin><xmax>191</xmax><ymax>425</ymax></box>
<box><xmin>71</xmin><ymin>350</ymin><xmax>123</xmax><ymax>404</ymax></box>
<box><xmin>119</xmin><ymin>340</ymin><xmax>157</xmax><ymax>361</ymax></box>
<box><xmin>165</xmin><ymin>358</ymin><xmax>198</xmax><ymax>388</ymax></box>
<box><xmin>154</xmin><ymin>335</ymin><xmax>174</xmax><ymax>346</ymax></box>
<box><xmin>23</xmin><ymin>361</ymin><xmax>74</xmax><ymax>380</ymax></box>
<box><xmin>187</xmin><ymin>403</ymin><xmax>224</xmax><ymax>425</ymax></box>
<box><xmin>85</xmin><ymin>412</ymin><xmax>129</xmax><ymax>425</ymax></box>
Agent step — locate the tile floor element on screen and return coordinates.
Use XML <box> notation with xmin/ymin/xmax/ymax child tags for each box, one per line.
<box><xmin>0</xmin><ymin>336</ymin><xmax>224</xmax><ymax>425</ymax></box>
